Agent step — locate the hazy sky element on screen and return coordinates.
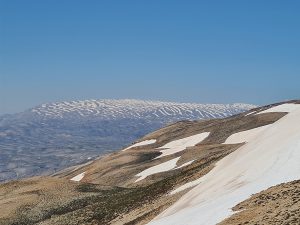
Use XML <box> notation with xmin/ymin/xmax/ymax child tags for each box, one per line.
<box><xmin>1</xmin><ymin>1</ymin><xmax>300</xmax><ymax>114</ymax></box>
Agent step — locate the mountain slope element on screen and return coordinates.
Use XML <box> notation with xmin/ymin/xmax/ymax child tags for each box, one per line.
<box><xmin>0</xmin><ymin>99</ymin><xmax>254</xmax><ymax>182</ymax></box>
<box><xmin>149</xmin><ymin>102</ymin><xmax>300</xmax><ymax>225</ymax></box>
<box><xmin>1</xmin><ymin>100</ymin><xmax>299</xmax><ymax>225</ymax></box>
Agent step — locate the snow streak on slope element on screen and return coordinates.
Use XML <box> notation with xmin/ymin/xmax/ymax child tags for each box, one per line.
<box><xmin>175</xmin><ymin>160</ymin><xmax>194</xmax><ymax>169</ymax></box>
<box><xmin>135</xmin><ymin>158</ymin><xmax>195</xmax><ymax>182</ymax></box>
<box><xmin>30</xmin><ymin>99</ymin><xmax>255</xmax><ymax>120</ymax></box>
<box><xmin>123</xmin><ymin>139</ymin><xmax>157</xmax><ymax>151</ymax></box>
<box><xmin>70</xmin><ymin>172</ymin><xmax>85</xmax><ymax>182</ymax></box>
<box><xmin>135</xmin><ymin>157</ymin><xmax>180</xmax><ymax>182</ymax></box>
<box><xmin>149</xmin><ymin>104</ymin><xmax>300</xmax><ymax>225</ymax></box>
<box><xmin>156</xmin><ymin>132</ymin><xmax>210</xmax><ymax>158</ymax></box>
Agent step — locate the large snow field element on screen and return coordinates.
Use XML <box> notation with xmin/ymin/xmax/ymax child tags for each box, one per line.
<box><xmin>257</xmin><ymin>103</ymin><xmax>300</xmax><ymax>114</ymax></box>
<box><xmin>148</xmin><ymin>104</ymin><xmax>300</xmax><ymax>225</ymax></box>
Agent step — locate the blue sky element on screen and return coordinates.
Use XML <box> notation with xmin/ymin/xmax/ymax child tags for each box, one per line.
<box><xmin>1</xmin><ymin>1</ymin><xmax>300</xmax><ymax>114</ymax></box>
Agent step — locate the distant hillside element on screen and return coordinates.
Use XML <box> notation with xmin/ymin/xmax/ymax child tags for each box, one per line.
<box><xmin>1</xmin><ymin>100</ymin><xmax>299</xmax><ymax>225</ymax></box>
<box><xmin>0</xmin><ymin>99</ymin><xmax>255</xmax><ymax>182</ymax></box>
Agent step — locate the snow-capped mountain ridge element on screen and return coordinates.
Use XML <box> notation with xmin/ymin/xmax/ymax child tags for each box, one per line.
<box><xmin>30</xmin><ymin>99</ymin><xmax>255</xmax><ymax>120</ymax></box>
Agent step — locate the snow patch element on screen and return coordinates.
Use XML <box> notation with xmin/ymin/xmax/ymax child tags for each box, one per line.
<box><xmin>156</xmin><ymin>133</ymin><xmax>210</xmax><ymax>158</ymax></box>
<box><xmin>70</xmin><ymin>172</ymin><xmax>85</xmax><ymax>182</ymax></box>
<box><xmin>135</xmin><ymin>157</ymin><xmax>180</xmax><ymax>182</ymax></box>
<box><xmin>123</xmin><ymin>139</ymin><xmax>157</xmax><ymax>151</ymax></box>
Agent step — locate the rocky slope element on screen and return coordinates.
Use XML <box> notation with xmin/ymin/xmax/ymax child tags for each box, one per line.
<box><xmin>219</xmin><ymin>180</ymin><xmax>300</xmax><ymax>225</ymax></box>
<box><xmin>0</xmin><ymin>100</ymin><xmax>299</xmax><ymax>225</ymax></box>
<box><xmin>0</xmin><ymin>99</ymin><xmax>254</xmax><ymax>182</ymax></box>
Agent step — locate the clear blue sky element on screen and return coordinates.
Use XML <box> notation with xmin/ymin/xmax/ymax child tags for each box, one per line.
<box><xmin>1</xmin><ymin>1</ymin><xmax>300</xmax><ymax>114</ymax></box>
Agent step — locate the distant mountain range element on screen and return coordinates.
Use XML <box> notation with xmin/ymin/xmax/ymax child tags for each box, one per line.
<box><xmin>0</xmin><ymin>99</ymin><xmax>255</xmax><ymax>182</ymax></box>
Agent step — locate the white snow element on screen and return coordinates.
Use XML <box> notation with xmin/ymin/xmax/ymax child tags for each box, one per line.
<box><xmin>223</xmin><ymin>125</ymin><xmax>272</xmax><ymax>144</ymax></box>
<box><xmin>170</xmin><ymin>179</ymin><xmax>202</xmax><ymax>195</ymax></box>
<box><xmin>156</xmin><ymin>133</ymin><xmax>210</xmax><ymax>158</ymax></box>
<box><xmin>244</xmin><ymin>111</ymin><xmax>256</xmax><ymax>116</ymax></box>
<box><xmin>123</xmin><ymin>139</ymin><xmax>157</xmax><ymax>151</ymax></box>
<box><xmin>135</xmin><ymin>157</ymin><xmax>180</xmax><ymax>182</ymax></box>
<box><xmin>70</xmin><ymin>172</ymin><xmax>85</xmax><ymax>182</ymax></box>
<box><xmin>257</xmin><ymin>103</ymin><xmax>299</xmax><ymax>114</ymax></box>
<box><xmin>175</xmin><ymin>160</ymin><xmax>195</xmax><ymax>169</ymax></box>
<box><xmin>148</xmin><ymin>105</ymin><xmax>300</xmax><ymax>225</ymax></box>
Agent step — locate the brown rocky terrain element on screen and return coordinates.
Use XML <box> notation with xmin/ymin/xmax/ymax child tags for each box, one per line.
<box><xmin>219</xmin><ymin>180</ymin><xmax>300</xmax><ymax>225</ymax></box>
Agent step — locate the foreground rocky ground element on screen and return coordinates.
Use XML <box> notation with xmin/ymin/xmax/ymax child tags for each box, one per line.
<box><xmin>220</xmin><ymin>180</ymin><xmax>300</xmax><ymax>225</ymax></box>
